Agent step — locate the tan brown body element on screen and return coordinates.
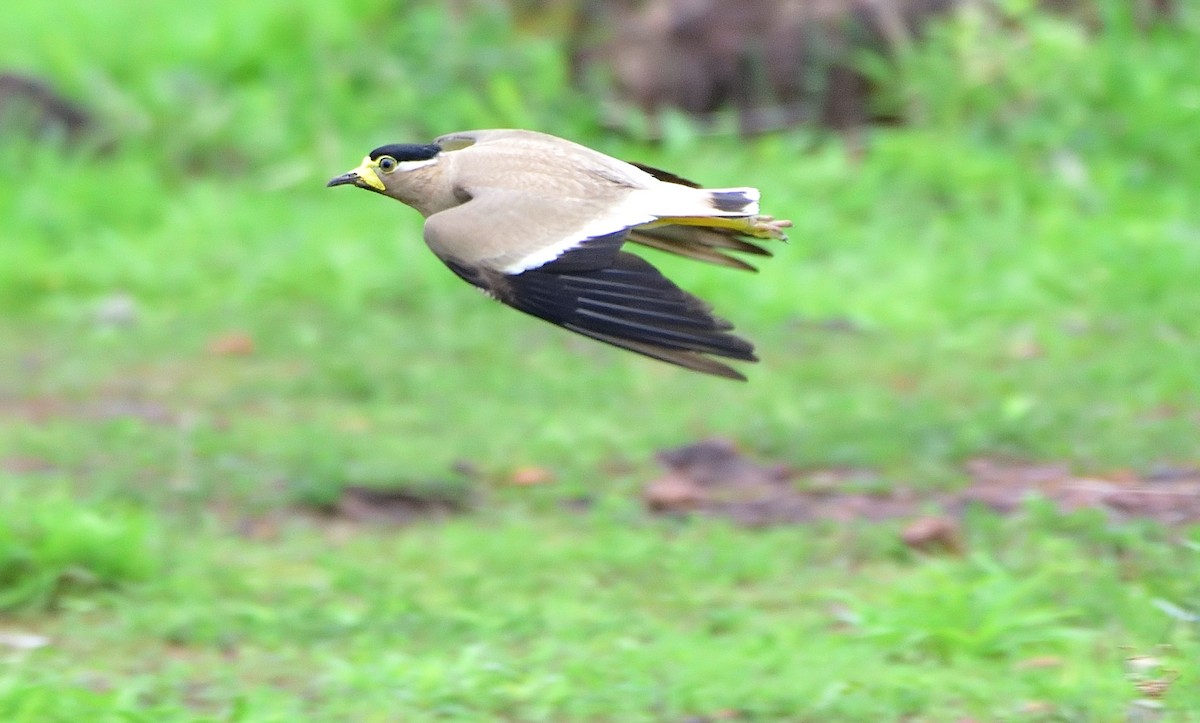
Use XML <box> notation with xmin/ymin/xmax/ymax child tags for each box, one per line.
<box><xmin>328</xmin><ymin>129</ymin><xmax>790</xmax><ymax>379</ymax></box>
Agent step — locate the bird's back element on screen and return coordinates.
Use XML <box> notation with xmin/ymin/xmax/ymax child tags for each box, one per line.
<box><xmin>436</xmin><ymin>129</ymin><xmax>658</xmax><ymax>198</ymax></box>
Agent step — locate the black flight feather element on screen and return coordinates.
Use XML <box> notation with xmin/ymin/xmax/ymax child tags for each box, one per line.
<box><xmin>627</xmin><ymin>225</ymin><xmax>773</xmax><ymax>272</ymax></box>
<box><xmin>629</xmin><ymin>162</ymin><xmax>701</xmax><ymax>188</ymax></box>
<box><xmin>443</xmin><ymin>231</ymin><xmax>755</xmax><ymax>380</ymax></box>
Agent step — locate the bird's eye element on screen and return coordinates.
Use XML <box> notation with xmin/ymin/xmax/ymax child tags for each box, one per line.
<box><xmin>378</xmin><ymin>156</ymin><xmax>397</xmax><ymax>173</ymax></box>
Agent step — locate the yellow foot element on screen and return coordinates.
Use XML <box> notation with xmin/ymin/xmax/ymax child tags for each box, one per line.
<box><xmin>749</xmin><ymin>215</ymin><xmax>793</xmax><ymax>240</ymax></box>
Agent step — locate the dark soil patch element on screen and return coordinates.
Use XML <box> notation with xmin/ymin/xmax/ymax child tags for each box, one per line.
<box><xmin>329</xmin><ymin>483</ymin><xmax>470</xmax><ymax>524</ymax></box>
<box><xmin>643</xmin><ymin>438</ymin><xmax>1200</xmax><ymax>527</ymax></box>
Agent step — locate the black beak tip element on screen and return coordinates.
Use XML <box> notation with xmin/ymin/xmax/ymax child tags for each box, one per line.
<box><xmin>326</xmin><ymin>173</ymin><xmax>358</xmax><ymax>188</ymax></box>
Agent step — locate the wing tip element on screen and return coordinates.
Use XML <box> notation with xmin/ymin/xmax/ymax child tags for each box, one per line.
<box><xmin>565</xmin><ymin>323</ymin><xmax>755</xmax><ymax>381</ymax></box>
<box><xmin>496</xmin><ymin>249</ymin><xmax>760</xmax><ymax>380</ymax></box>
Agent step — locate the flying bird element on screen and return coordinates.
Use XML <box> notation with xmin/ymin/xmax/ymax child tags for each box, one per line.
<box><xmin>327</xmin><ymin>129</ymin><xmax>790</xmax><ymax>380</ymax></box>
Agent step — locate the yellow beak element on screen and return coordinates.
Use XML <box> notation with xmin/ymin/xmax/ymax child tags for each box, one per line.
<box><xmin>326</xmin><ymin>156</ymin><xmax>385</xmax><ymax>192</ymax></box>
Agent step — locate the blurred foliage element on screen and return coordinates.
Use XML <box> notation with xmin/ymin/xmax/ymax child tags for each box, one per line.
<box><xmin>0</xmin><ymin>0</ymin><xmax>591</xmax><ymax>173</ymax></box>
<box><xmin>890</xmin><ymin>0</ymin><xmax>1199</xmax><ymax>167</ymax></box>
<box><xmin>0</xmin><ymin>481</ymin><xmax>160</xmax><ymax>612</ymax></box>
<box><xmin>2</xmin><ymin>0</ymin><xmax>1196</xmax><ymax>175</ymax></box>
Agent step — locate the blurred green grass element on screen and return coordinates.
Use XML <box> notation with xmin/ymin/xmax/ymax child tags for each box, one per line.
<box><xmin>2</xmin><ymin>0</ymin><xmax>1200</xmax><ymax>719</ymax></box>
<box><xmin>2</xmin><ymin>496</ymin><xmax>1199</xmax><ymax>720</ymax></box>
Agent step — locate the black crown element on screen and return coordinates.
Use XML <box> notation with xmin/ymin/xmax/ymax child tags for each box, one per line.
<box><xmin>369</xmin><ymin>143</ymin><xmax>441</xmax><ymax>162</ymax></box>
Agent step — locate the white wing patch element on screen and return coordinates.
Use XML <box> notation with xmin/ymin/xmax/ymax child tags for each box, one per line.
<box><xmin>496</xmin><ymin>181</ymin><xmax>766</xmax><ymax>275</ymax></box>
<box><xmin>498</xmin><ymin>194</ymin><xmax>657</xmax><ymax>274</ymax></box>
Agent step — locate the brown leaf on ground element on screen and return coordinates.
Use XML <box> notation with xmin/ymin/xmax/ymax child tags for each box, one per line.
<box><xmin>643</xmin><ymin>471</ymin><xmax>707</xmax><ymax>513</ymax></box>
<box><xmin>901</xmin><ymin>516</ymin><xmax>963</xmax><ymax>555</ymax></box>
<box><xmin>207</xmin><ymin>332</ymin><xmax>255</xmax><ymax>356</ymax></box>
<box><xmin>1014</xmin><ymin>655</ymin><xmax>1063</xmax><ymax>670</ymax></box>
<box><xmin>509</xmin><ymin>466</ymin><xmax>556</xmax><ymax>486</ymax></box>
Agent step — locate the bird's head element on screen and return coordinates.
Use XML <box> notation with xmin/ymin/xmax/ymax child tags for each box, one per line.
<box><xmin>327</xmin><ymin>143</ymin><xmax>443</xmax><ymax>205</ymax></box>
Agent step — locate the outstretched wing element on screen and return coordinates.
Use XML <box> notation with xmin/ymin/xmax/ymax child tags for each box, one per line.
<box><xmin>425</xmin><ymin>193</ymin><xmax>757</xmax><ymax>380</ymax></box>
